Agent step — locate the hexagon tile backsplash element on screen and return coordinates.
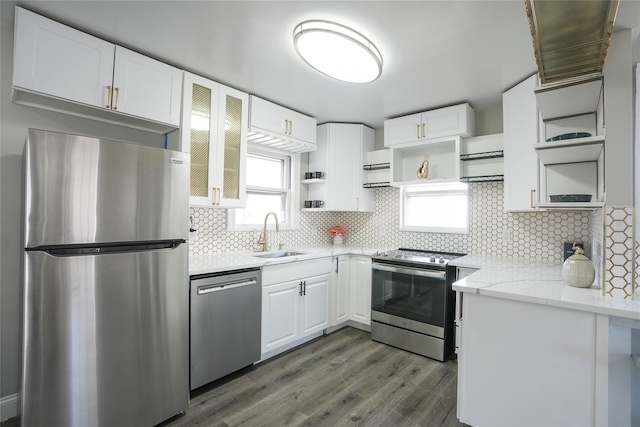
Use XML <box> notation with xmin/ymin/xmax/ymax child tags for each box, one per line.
<box><xmin>190</xmin><ymin>182</ymin><xmax>592</xmax><ymax>263</ymax></box>
<box><xmin>600</xmin><ymin>207</ymin><xmax>636</xmax><ymax>299</ymax></box>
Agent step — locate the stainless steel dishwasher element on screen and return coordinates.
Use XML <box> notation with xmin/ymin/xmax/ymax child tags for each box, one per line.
<box><xmin>190</xmin><ymin>268</ymin><xmax>261</xmax><ymax>390</ymax></box>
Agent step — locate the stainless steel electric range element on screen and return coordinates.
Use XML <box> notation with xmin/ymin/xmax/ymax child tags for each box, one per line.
<box><xmin>370</xmin><ymin>248</ymin><xmax>465</xmax><ymax>361</ymax></box>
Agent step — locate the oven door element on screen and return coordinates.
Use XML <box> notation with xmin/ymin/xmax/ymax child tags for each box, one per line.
<box><xmin>371</xmin><ymin>262</ymin><xmax>447</xmax><ymax>338</ymax></box>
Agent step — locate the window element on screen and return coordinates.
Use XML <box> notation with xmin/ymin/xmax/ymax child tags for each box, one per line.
<box><xmin>228</xmin><ymin>147</ymin><xmax>299</xmax><ymax>230</ymax></box>
<box><xmin>400</xmin><ymin>183</ymin><xmax>469</xmax><ymax>233</ymax></box>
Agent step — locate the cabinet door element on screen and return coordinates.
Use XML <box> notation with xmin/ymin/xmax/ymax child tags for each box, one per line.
<box><xmin>249</xmin><ymin>96</ymin><xmax>288</xmax><ymax>135</ymax></box>
<box><xmin>288</xmin><ymin>109</ymin><xmax>317</xmax><ymax>144</ymax></box>
<box><xmin>384</xmin><ymin>113</ymin><xmax>423</xmax><ymax>146</ymax></box>
<box><xmin>458</xmin><ymin>294</ymin><xmax>596</xmax><ymax>426</ymax></box>
<box><xmin>213</xmin><ymin>85</ymin><xmax>248</xmax><ymax>208</ymax></box>
<box><xmin>331</xmin><ymin>256</ymin><xmax>351</xmax><ymax>326</ymax></box>
<box><xmin>112</xmin><ymin>46</ymin><xmax>182</xmax><ymax>126</ymax></box>
<box><xmin>349</xmin><ymin>256</ymin><xmax>371</xmax><ymax>325</ymax></box>
<box><xmin>261</xmin><ymin>280</ymin><xmax>301</xmax><ymax>354</ymax></box>
<box><xmin>503</xmin><ymin>75</ymin><xmax>540</xmax><ymax>212</ymax></box>
<box><xmin>13</xmin><ymin>7</ymin><xmax>114</xmax><ymax>109</ymax></box>
<box><xmin>326</xmin><ymin>124</ymin><xmax>360</xmax><ymax>210</ymax></box>
<box><xmin>423</xmin><ymin>104</ymin><xmax>474</xmax><ymax>140</ymax></box>
<box><xmin>300</xmin><ymin>274</ymin><xmax>330</xmax><ymax>337</ymax></box>
<box><xmin>181</xmin><ymin>73</ymin><xmax>220</xmax><ymax>206</ymax></box>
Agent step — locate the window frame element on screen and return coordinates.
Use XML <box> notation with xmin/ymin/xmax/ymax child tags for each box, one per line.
<box><xmin>399</xmin><ymin>183</ymin><xmax>469</xmax><ymax>234</ymax></box>
<box><xmin>227</xmin><ymin>145</ymin><xmax>300</xmax><ymax>231</ymax></box>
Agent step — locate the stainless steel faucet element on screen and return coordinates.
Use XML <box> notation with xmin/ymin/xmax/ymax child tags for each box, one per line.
<box><xmin>257</xmin><ymin>212</ymin><xmax>279</xmax><ymax>252</ymax></box>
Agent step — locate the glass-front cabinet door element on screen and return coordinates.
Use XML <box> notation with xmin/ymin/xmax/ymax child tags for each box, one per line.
<box><xmin>181</xmin><ymin>72</ymin><xmax>248</xmax><ymax>208</ymax></box>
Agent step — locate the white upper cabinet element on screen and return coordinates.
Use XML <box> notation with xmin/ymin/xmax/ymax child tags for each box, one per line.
<box><xmin>308</xmin><ymin>123</ymin><xmax>374</xmax><ymax>212</ymax></box>
<box><xmin>111</xmin><ymin>46</ymin><xmax>182</xmax><ymax>126</ymax></box>
<box><xmin>12</xmin><ymin>7</ymin><xmax>182</xmax><ymax>133</ymax></box>
<box><xmin>503</xmin><ymin>75</ymin><xmax>540</xmax><ymax>212</ymax></box>
<box><xmin>181</xmin><ymin>72</ymin><xmax>248</xmax><ymax>208</ymax></box>
<box><xmin>384</xmin><ymin>103</ymin><xmax>475</xmax><ymax>147</ymax></box>
<box><xmin>248</xmin><ymin>96</ymin><xmax>317</xmax><ymax>153</ymax></box>
<box><xmin>13</xmin><ymin>7</ymin><xmax>114</xmax><ymax>108</ymax></box>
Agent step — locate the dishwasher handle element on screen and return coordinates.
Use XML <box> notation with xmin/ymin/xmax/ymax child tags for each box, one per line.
<box><xmin>197</xmin><ymin>278</ymin><xmax>258</xmax><ymax>295</ymax></box>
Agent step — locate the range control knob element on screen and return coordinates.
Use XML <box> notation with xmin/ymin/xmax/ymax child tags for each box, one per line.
<box><xmin>438</xmin><ymin>257</ymin><xmax>445</xmax><ymax>263</ymax></box>
<box><xmin>429</xmin><ymin>257</ymin><xmax>436</xmax><ymax>263</ymax></box>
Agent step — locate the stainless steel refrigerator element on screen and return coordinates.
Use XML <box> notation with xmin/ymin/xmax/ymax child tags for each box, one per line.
<box><xmin>22</xmin><ymin>129</ymin><xmax>190</xmax><ymax>427</ymax></box>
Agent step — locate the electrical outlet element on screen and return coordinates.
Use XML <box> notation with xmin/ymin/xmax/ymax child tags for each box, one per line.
<box><xmin>501</xmin><ymin>227</ymin><xmax>511</xmax><ymax>242</ymax></box>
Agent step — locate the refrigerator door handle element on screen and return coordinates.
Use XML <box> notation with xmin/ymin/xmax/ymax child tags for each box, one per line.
<box><xmin>33</xmin><ymin>240</ymin><xmax>185</xmax><ymax>256</ymax></box>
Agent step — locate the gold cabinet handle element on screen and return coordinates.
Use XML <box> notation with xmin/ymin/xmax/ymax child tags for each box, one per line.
<box><xmin>216</xmin><ymin>188</ymin><xmax>221</xmax><ymax>205</ymax></box>
<box><xmin>211</xmin><ymin>187</ymin><xmax>216</xmax><ymax>205</ymax></box>
<box><xmin>422</xmin><ymin>123</ymin><xmax>426</xmax><ymax>139</ymax></box>
<box><xmin>289</xmin><ymin>120</ymin><xmax>293</xmax><ymax>135</ymax></box>
<box><xmin>357</xmin><ymin>197</ymin><xmax>360</xmax><ymax>211</ymax></box>
<box><xmin>416</xmin><ymin>124</ymin><xmax>420</xmax><ymax>139</ymax></box>
<box><xmin>106</xmin><ymin>86</ymin><xmax>112</xmax><ymax>108</ymax></box>
<box><xmin>113</xmin><ymin>87</ymin><xmax>120</xmax><ymax>110</ymax></box>
<box><xmin>530</xmin><ymin>189</ymin><xmax>536</xmax><ymax>209</ymax></box>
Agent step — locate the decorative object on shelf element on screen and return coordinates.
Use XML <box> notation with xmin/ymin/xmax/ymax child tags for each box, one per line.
<box><xmin>329</xmin><ymin>225</ymin><xmax>347</xmax><ymax>246</ymax></box>
<box><xmin>416</xmin><ymin>155</ymin><xmax>430</xmax><ymax>179</ymax></box>
<box><xmin>562</xmin><ymin>243</ymin><xmax>595</xmax><ymax>288</ymax></box>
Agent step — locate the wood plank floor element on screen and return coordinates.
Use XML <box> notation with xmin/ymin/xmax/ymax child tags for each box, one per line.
<box><xmin>1</xmin><ymin>327</ymin><xmax>465</xmax><ymax>427</ymax></box>
<box><xmin>162</xmin><ymin>327</ymin><xmax>465</xmax><ymax>427</ymax></box>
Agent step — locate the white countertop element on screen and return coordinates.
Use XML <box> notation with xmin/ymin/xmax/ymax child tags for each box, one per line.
<box><xmin>451</xmin><ymin>255</ymin><xmax>640</xmax><ymax>321</ymax></box>
<box><xmin>189</xmin><ymin>246</ymin><xmax>386</xmax><ymax>276</ymax></box>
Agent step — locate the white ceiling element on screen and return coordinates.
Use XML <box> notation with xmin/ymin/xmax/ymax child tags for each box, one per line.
<box><xmin>3</xmin><ymin>1</ymin><xmax>640</xmax><ymax>129</ymax></box>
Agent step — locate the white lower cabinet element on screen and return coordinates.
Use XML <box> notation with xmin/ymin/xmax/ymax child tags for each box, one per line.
<box><xmin>331</xmin><ymin>255</ymin><xmax>351</xmax><ymax>327</ymax></box>
<box><xmin>349</xmin><ymin>255</ymin><xmax>371</xmax><ymax>325</ymax></box>
<box><xmin>261</xmin><ymin>258</ymin><xmax>331</xmax><ymax>355</ymax></box>
<box><xmin>457</xmin><ymin>293</ymin><xmax>597</xmax><ymax>426</ymax></box>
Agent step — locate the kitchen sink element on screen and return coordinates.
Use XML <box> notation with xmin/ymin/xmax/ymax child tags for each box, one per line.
<box><xmin>253</xmin><ymin>251</ymin><xmax>307</xmax><ymax>259</ymax></box>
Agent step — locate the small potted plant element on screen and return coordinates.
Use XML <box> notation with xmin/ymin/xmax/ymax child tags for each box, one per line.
<box><xmin>329</xmin><ymin>226</ymin><xmax>347</xmax><ymax>246</ymax></box>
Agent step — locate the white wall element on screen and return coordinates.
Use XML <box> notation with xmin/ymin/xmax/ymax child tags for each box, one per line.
<box><xmin>0</xmin><ymin>1</ymin><xmax>164</xmax><ymax>403</ymax></box>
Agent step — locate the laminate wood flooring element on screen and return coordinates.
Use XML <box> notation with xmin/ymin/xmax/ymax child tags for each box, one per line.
<box><xmin>162</xmin><ymin>327</ymin><xmax>464</xmax><ymax>427</ymax></box>
<box><xmin>0</xmin><ymin>327</ymin><xmax>464</xmax><ymax>427</ymax></box>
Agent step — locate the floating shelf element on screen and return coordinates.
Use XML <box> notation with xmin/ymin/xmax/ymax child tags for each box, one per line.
<box><xmin>301</xmin><ymin>207</ymin><xmax>325</xmax><ymax>212</ymax></box>
<box><xmin>363</xmin><ymin>182</ymin><xmax>391</xmax><ymax>188</ymax></box>
<box><xmin>390</xmin><ymin>177</ymin><xmax>459</xmax><ymax>187</ymax></box>
<box><xmin>363</xmin><ymin>163</ymin><xmax>391</xmax><ymax>171</ymax></box>
<box><xmin>460</xmin><ymin>175</ymin><xmax>504</xmax><ymax>183</ymax></box>
<box><xmin>536</xmin><ymin>201</ymin><xmax>605</xmax><ymax>210</ymax></box>
<box><xmin>301</xmin><ymin>178</ymin><xmax>326</xmax><ymax>184</ymax></box>
<box><xmin>460</xmin><ymin>151</ymin><xmax>504</xmax><ymax>161</ymax></box>
<box><xmin>535</xmin><ymin>135</ymin><xmax>604</xmax><ymax>165</ymax></box>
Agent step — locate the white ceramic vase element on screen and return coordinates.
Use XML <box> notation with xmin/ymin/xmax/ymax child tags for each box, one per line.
<box><xmin>333</xmin><ymin>234</ymin><xmax>344</xmax><ymax>246</ymax></box>
<box><xmin>562</xmin><ymin>246</ymin><xmax>595</xmax><ymax>288</ymax></box>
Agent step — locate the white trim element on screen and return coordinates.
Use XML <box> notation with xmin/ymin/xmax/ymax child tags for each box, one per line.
<box><xmin>227</xmin><ymin>149</ymin><xmax>300</xmax><ymax>231</ymax></box>
<box><xmin>1</xmin><ymin>393</ymin><xmax>18</xmax><ymax>422</ymax></box>
<box><xmin>399</xmin><ymin>183</ymin><xmax>470</xmax><ymax>234</ymax></box>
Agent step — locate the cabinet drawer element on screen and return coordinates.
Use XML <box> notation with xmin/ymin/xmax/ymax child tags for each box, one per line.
<box><xmin>262</xmin><ymin>257</ymin><xmax>332</xmax><ymax>285</ymax></box>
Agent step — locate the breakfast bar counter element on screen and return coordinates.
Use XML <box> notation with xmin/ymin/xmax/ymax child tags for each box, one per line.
<box><xmin>450</xmin><ymin>255</ymin><xmax>639</xmax><ymax>427</ymax></box>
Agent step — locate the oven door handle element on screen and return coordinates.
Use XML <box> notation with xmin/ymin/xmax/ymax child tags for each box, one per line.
<box><xmin>372</xmin><ymin>263</ymin><xmax>446</xmax><ymax>279</ymax></box>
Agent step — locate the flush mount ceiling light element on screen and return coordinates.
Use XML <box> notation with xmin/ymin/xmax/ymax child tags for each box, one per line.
<box><xmin>293</xmin><ymin>20</ymin><xmax>382</xmax><ymax>83</ymax></box>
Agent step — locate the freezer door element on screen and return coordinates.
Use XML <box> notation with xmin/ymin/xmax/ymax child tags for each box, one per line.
<box><xmin>22</xmin><ymin>244</ymin><xmax>189</xmax><ymax>427</ymax></box>
<box><xmin>24</xmin><ymin>129</ymin><xmax>189</xmax><ymax>247</ymax></box>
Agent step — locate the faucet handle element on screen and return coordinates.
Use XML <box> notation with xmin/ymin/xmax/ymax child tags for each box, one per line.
<box><xmin>278</xmin><ymin>243</ymin><xmax>284</xmax><ymax>250</ymax></box>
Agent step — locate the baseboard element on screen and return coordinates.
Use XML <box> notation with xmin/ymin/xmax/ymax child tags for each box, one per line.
<box><xmin>0</xmin><ymin>393</ymin><xmax>18</xmax><ymax>422</ymax></box>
